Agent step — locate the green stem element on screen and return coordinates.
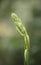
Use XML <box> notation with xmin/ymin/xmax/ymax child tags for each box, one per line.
<box><xmin>11</xmin><ymin>13</ymin><xmax>30</xmax><ymax>64</ymax></box>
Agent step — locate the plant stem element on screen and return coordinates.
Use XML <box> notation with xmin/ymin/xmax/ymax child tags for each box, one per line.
<box><xmin>11</xmin><ymin>13</ymin><xmax>30</xmax><ymax>65</ymax></box>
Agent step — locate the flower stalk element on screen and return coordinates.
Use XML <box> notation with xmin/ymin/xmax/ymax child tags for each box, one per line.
<box><xmin>11</xmin><ymin>13</ymin><xmax>30</xmax><ymax>65</ymax></box>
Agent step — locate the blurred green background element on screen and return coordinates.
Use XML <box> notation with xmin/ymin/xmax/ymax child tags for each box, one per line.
<box><xmin>0</xmin><ymin>0</ymin><xmax>41</xmax><ymax>65</ymax></box>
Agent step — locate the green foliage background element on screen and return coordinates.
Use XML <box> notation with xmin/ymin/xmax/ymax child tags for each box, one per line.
<box><xmin>0</xmin><ymin>0</ymin><xmax>41</xmax><ymax>65</ymax></box>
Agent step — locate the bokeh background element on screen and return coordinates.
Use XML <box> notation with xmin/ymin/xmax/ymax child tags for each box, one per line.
<box><xmin>0</xmin><ymin>0</ymin><xmax>41</xmax><ymax>65</ymax></box>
